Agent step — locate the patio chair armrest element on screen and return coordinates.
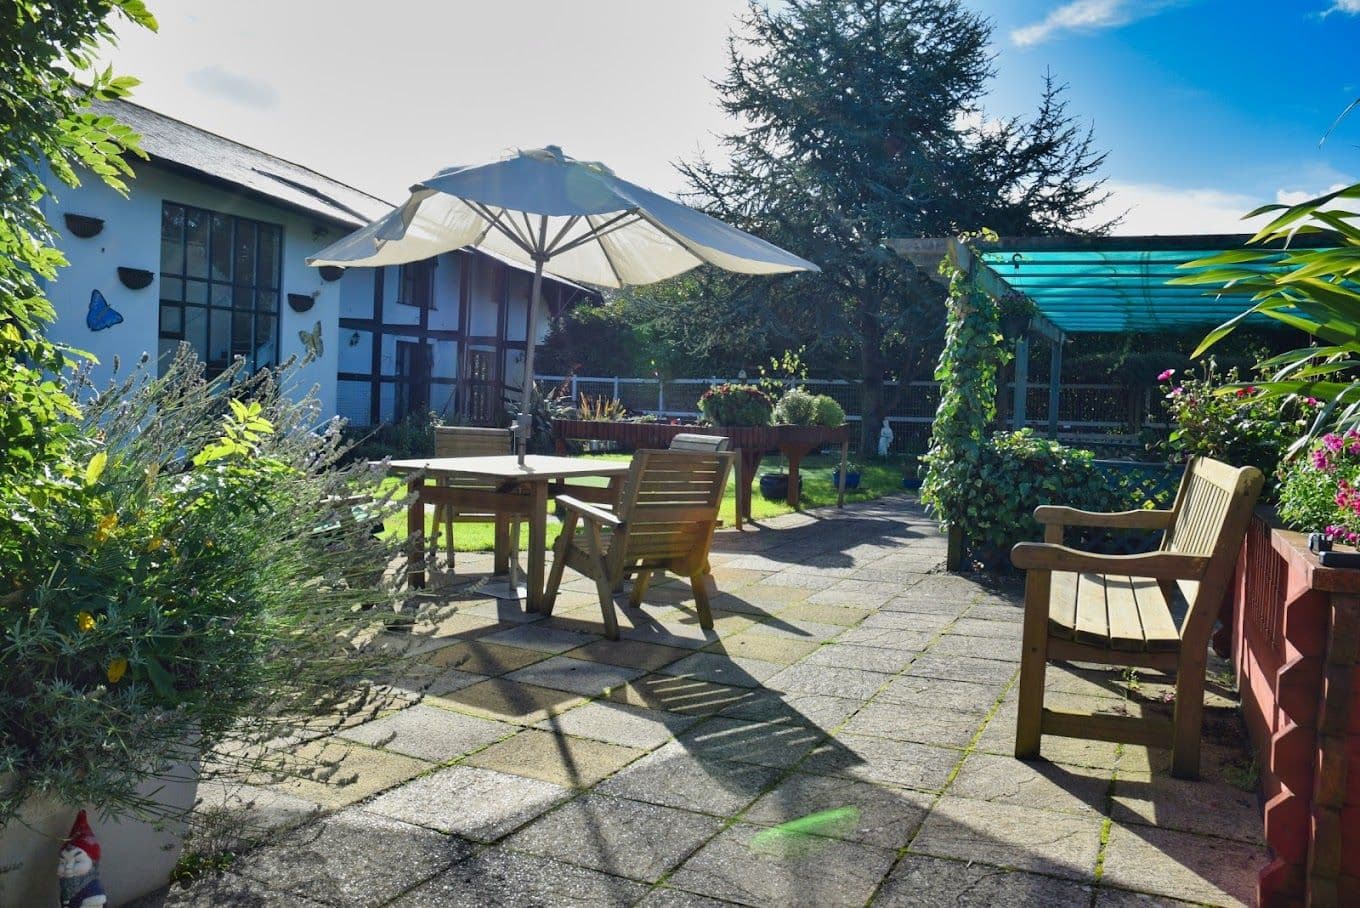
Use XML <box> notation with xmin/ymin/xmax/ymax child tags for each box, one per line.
<box><xmin>557</xmin><ymin>495</ymin><xmax>623</xmax><ymax>528</ymax></box>
<box><xmin>1033</xmin><ymin>506</ymin><xmax>1175</xmax><ymax>530</ymax></box>
<box><xmin>1010</xmin><ymin>542</ymin><xmax>1208</xmax><ymax>580</ymax></box>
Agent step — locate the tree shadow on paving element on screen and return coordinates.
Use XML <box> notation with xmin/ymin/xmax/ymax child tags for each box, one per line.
<box><xmin>708</xmin><ymin>515</ymin><xmax>930</xmax><ymax>567</ymax></box>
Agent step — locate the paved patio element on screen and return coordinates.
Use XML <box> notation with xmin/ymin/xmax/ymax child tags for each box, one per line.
<box><xmin>143</xmin><ymin>496</ymin><xmax>1268</xmax><ymax>907</ymax></box>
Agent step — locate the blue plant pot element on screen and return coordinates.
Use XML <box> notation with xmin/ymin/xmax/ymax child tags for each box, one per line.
<box><xmin>832</xmin><ymin>469</ymin><xmax>861</xmax><ymax>490</ymax></box>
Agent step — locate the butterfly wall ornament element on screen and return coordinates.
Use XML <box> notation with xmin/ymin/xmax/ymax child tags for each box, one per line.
<box><xmin>86</xmin><ymin>289</ymin><xmax>123</xmax><ymax>331</ymax></box>
<box><xmin>298</xmin><ymin>320</ymin><xmax>323</xmax><ymax>362</ymax></box>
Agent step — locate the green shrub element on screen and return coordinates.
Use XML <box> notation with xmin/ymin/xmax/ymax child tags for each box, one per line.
<box><xmin>340</xmin><ymin>411</ymin><xmax>436</xmax><ymax>463</ymax></box>
<box><xmin>773</xmin><ymin>388</ymin><xmax>819</xmax><ymax>425</ymax></box>
<box><xmin>0</xmin><ymin>350</ymin><xmax>405</xmax><ymax>825</ymax></box>
<box><xmin>813</xmin><ymin>394</ymin><xmax>845</xmax><ymax>428</ymax></box>
<box><xmin>699</xmin><ymin>383</ymin><xmax>774</xmax><ymax>427</ymax></box>
<box><xmin>928</xmin><ymin>429</ymin><xmax>1116</xmax><ymax>566</ymax></box>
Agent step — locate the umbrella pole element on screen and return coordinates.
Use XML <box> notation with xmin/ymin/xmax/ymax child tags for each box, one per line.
<box><xmin>518</xmin><ymin>254</ymin><xmax>546</xmax><ymax>465</ymax></box>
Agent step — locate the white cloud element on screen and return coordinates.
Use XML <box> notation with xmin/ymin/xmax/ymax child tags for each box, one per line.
<box><xmin>1083</xmin><ymin>181</ymin><xmax>1265</xmax><ymax>235</ymax></box>
<box><xmin>185</xmin><ymin>65</ymin><xmax>278</xmax><ymax>109</ymax></box>
<box><xmin>1012</xmin><ymin>0</ymin><xmax>1171</xmax><ymax>47</ymax></box>
<box><xmin>1081</xmin><ymin>179</ymin><xmax>1355</xmax><ymax>235</ymax></box>
<box><xmin>1275</xmin><ymin>183</ymin><xmax>1348</xmax><ymax>206</ymax></box>
<box><xmin>1324</xmin><ymin>0</ymin><xmax>1360</xmax><ymax>15</ymax></box>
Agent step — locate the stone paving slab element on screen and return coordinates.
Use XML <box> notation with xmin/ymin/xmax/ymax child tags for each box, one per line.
<box><xmin>505</xmin><ymin>792</ymin><xmax>724</xmax><ymax>882</ymax></box>
<box><xmin>158</xmin><ymin>495</ymin><xmax>1270</xmax><ymax>908</ymax></box>
<box><xmin>390</xmin><ymin>848</ymin><xmax>650</xmax><ymax>907</ymax></box>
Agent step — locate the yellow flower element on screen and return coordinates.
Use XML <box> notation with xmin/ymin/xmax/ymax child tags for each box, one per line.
<box><xmin>147</xmin><ymin>536</ymin><xmax>164</xmax><ymax>551</ymax></box>
<box><xmin>107</xmin><ymin>659</ymin><xmax>129</xmax><ymax>683</ymax></box>
<box><xmin>75</xmin><ymin>611</ymin><xmax>95</xmax><ymax>632</ymax></box>
<box><xmin>94</xmin><ymin>513</ymin><xmax>119</xmax><ymax>543</ymax></box>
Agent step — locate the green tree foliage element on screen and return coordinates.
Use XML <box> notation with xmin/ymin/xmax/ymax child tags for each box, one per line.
<box><xmin>0</xmin><ymin>0</ymin><xmax>156</xmax><ymax>567</ymax></box>
<box><xmin>678</xmin><ymin>0</ymin><xmax>1111</xmax><ymax>450</ymax></box>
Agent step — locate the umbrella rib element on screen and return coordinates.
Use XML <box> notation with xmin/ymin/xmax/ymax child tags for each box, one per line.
<box><xmin>543</xmin><ymin>215</ymin><xmax>582</xmax><ymax>257</ymax></box>
<box><xmin>550</xmin><ymin>210</ymin><xmax>642</xmax><ymax>257</ymax></box>
<box><xmin>468</xmin><ymin>201</ymin><xmax>536</xmax><ymax>257</ymax></box>
<box><xmin>584</xmin><ymin>214</ymin><xmax>627</xmax><ymax>288</ymax></box>
<box><xmin>632</xmin><ymin>210</ymin><xmax>708</xmax><ymax>268</ymax></box>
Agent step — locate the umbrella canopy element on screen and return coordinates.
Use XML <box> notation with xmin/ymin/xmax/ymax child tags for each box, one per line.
<box><xmin>308</xmin><ymin>145</ymin><xmax>817</xmax><ymax>285</ymax></box>
<box><xmin>308</xmin><ymin>145</ymin><xmax>818</xmax><ymax>458</ymax></box>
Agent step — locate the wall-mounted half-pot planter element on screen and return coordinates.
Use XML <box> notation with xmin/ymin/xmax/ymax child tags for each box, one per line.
<box><xmin>318</xmin><ymin>265</ymin><xmax>345</xmax><ymax>282</ymax></box>
<box><xmin>63</xmin><ymin>213</ymin><xmax>105</xmax><ymax>239</ymax></box>
<box><xmin>117</xmin><ymin>267</ymin><xmax>155</xmax><ymax>290</ymax></box>
<box><xmin>287</xmin><ymin>292</ymin><xmax>315</xmax><ymax>313</ymax></box>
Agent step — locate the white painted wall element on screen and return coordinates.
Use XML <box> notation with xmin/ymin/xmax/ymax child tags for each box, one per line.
<box><xmin>39</xmin><ymin>162</ymin><xmax>361</xmax><ymax>420</ymax></box>
<box><xmin>42</xmin><ymin>160</ymin><xmax>573</xmax><ymax>428</ymax></box>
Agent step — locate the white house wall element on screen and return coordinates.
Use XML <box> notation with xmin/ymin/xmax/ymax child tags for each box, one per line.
<box><xmin>43</xmin><ymin>159</ymin><xmax>578</xmax><ymax>430</ymax></box>
<box><xmin>40</xmin><ymin>162</ymin><xmax>355</xmax><ymax>419</ymax></box>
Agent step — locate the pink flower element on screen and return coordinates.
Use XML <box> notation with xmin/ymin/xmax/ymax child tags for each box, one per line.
<box><xmin>1157</xmin><ymin>369</ymin><xmax>1175</xmax><ymax>382</ymax></box>
<box><xmin>1168</xmin><ymin>387</ymin><xmax>1184</xmax><ymax>398</ymax></box>
<box><xmin>1305</xmin><ymin>397</ymin><xmax>1320</xmax><ymax>407</ymax></box>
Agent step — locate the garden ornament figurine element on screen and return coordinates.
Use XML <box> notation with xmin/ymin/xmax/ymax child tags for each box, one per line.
<box><xmin>878</xmin><ymin>419</ymin><xmax>893</xmax><ymax>457</ymax></box>
<box><xmin>58</xmin><ymin>810</ymin><xmax>107</xmax><ymax>908</ymax></box>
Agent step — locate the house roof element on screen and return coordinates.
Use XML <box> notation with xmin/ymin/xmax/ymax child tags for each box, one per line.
<box><xmin>97</xmin><ymin>97</ymin><xmax>392</xmax><ymax>230</ymax></box>
<box><xmin>97</xmin><ymin>98</ymin><xmax>596</xmax><ymax>296</ymax></box>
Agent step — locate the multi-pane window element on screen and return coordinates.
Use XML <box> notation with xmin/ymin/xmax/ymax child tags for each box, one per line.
<box><xmin>158</xmin><ymin>202</ymin><xmax>281</xmax><ymax>375</ymax></box>
<box><xmin>397</xmin><ymin>258</ymin><xmax>434</xmax><ymax>308</ymax></box>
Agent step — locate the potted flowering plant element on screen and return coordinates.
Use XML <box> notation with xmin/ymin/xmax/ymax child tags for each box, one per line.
<box><xmin>698</xmin><ymin>383</ymin><xmax>773</xmax><ymax>427</ymax></box>
<box><xmin>1278</xmin><ymin>431</ymin><xmax>1360</xmax><ymax>546</ymax></box>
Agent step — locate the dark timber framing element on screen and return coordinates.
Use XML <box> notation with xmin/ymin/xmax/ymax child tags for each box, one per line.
<box><xmin>339</xmin><ymin>249</ymin><xmax>591</xmax><ymax>427</ymax></box>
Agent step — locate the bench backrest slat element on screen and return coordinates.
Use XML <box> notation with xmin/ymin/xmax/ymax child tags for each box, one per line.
<box><xmin>1159</xmin><ymin>456</ymin><xmax>1263</xmax><ymax>648</ymax></box>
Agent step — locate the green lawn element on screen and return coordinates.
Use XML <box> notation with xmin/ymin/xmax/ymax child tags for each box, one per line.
<box><xmin>379</xmin><ymin>453</ymin><xmax>911</xmax><ymax>552</ymax></box>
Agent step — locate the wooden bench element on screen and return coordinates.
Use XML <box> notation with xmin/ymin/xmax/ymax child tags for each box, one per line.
<box><xmin>1011</xmin><ymin>455</ymin><xmax>1263</xmax><ymax>778</ymax></box>
<box><xmin>544</xmin><ymin>449</ymin><xmax>735</xmax><ymax>639</ymax></box>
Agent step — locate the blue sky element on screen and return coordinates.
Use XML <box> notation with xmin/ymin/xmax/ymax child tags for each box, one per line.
<box><xmin>103</xmin><ymin>0</ymin><xmax>1360</xmax><ymax>236</ymax></box>
<box><xmin>976</xmin><ymin>0</ymin><xmax>1359</xmax><ymax>230</ymax></box>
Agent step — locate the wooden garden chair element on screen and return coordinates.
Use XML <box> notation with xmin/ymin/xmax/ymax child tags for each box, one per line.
<box><xmin>544</xmin><ymin>449</ymin><xmax>735</xmax><ymax>639</ymax></box>
<box><xmin>1010</xmin><ymin>456</ymin><xmax>1263</xmax><ymax>778</ymax></box>
<box><xmin>430</xmin><ymin>426</ymin><xmax>521</xmax><ymax>570</ymax></box>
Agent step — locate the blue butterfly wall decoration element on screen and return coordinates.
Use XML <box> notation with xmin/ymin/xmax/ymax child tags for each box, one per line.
<box><xmin>86</xmin><ymin>289</ymin><xmax>123</xmax><ymax>331</ymax></box>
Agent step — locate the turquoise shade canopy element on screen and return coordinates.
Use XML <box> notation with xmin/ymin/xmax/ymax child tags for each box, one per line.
<box><xmin>975</xmin><ymin>235</ymin><xmax>1294</xmax><ymax>335</ymax></box>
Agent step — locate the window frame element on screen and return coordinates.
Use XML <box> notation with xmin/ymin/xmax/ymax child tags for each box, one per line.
<box><xmin>158</xmin><ymin>201</ymin><xmax>282</xmax><ymax>376</ymax></box>
<box><xmin>396</xmin><ymin>258</ymin><xmax>436</xmax><ymax>309</ymax></box>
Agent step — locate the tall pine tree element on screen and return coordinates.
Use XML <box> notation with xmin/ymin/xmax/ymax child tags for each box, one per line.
<box><xmin>679</xmin><ymin>0</ymin><xmax>1112</xmax><ymax>450</ymax></box>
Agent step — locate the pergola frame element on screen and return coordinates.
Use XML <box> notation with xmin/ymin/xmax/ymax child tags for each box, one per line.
<box><xmin>888</xmin><ymin>233</ymin><xmax>1311</xmax><ymax>440</ymax></box>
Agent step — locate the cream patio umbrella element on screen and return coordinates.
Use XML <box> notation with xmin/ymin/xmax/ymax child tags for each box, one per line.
<box><xmin>308</xmin><ymin>145</ymin><xmax>818</xmax><ymax>460</ymax></box>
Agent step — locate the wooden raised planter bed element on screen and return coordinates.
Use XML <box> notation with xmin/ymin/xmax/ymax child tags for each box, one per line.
<box><xmin>550</xmin><ymin>419</ymin><xmax>851</xmax><ymax>527</ymax></box>
<box><xmin>1231</xmin><ymin>510</ymin><xmax>1360</xmax><ymax>905</ymax></box>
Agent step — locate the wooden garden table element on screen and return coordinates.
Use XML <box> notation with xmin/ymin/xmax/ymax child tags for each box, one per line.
<box><xmin>385</xmin><ymin>454</ymin><xmax>632</xmax><ymax>612</ymax></box>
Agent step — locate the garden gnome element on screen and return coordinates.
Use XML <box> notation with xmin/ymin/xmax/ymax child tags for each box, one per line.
<box><xmin>57</xmin><ymin>810</ymin><xmax>107</xmax><ymax>908</ymax></box>
<box><xmin>877</xmin><ymin>419</ymin><xmax>893</xmax><ymax>457</ymax></box>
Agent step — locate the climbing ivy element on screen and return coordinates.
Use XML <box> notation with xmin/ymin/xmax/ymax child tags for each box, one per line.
<box><xmin>920</xmin><ymin>233</ymin><xmax>1009</xmax><ymax>526</ymax></box>
<box><xmin>920</xmin><ymin>233</ymin><xmax>1113</xmax><ymax>568</ymax></box>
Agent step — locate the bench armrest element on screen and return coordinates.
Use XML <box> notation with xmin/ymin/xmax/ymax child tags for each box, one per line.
<box><xmin>557</xmin><ymin>495</ymin><xmax>623</xmax><ymax>528</ymax></box>
<box><xmin>1034</xmin><ymin>506</ymin><xmax>1175</xmax><ymax>530</ymax></box>
<box><xmin>1010</xmin><ymin>542</ymin><xmax>1208</xmax><ymax>580</ymax></box>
